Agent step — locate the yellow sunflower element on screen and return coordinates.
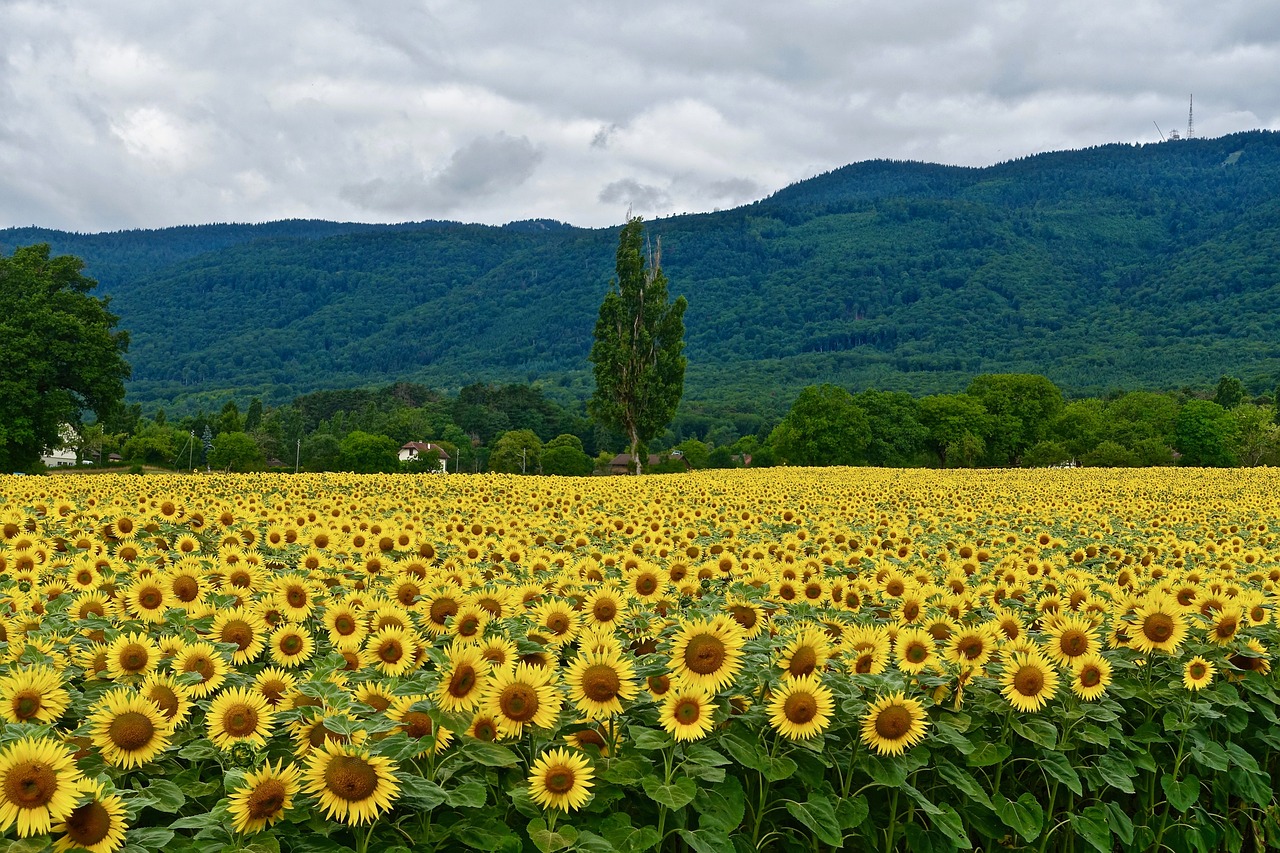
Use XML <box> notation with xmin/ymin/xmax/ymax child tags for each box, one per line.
<box><xmin>122</xmin><ymin>577</ymin><xmax>171</xmax><ymax>623</ymax></box>
<box><xmin>564</xmin><ymin>648</ymin><xmax>639</xmax><ymax>720</ymax></box>
<box><xmin>777</xmin><ymin>625</ymin><xmax>831</xmax><ymax>680</ymax></box>
<box><xmin>105</xmin><ymin>632</ymin><xmax>160</xmax><ymax>679</ymax></box>
<box><xmin>387</xmin><ymin>695</ymin><xmax>453</xmax><ymax>756</ymax></box>
<box><xmin>1000</xmin><ymin>651</ymin><xmax>1059</xmax><ymax>713</ymax></box>
<box><xmin>363</xmin><ymin>625</ymin><xmax>416</xmax><ymax>677</ymax></box>
<box><xmin>434</xmin><ymin>643</ymin><xmax>491</xmax><ymax>713</ymax></box>
<box><xmin>228</xmin><ymin>760</ymin><xmax>302</xmax><ymax>835</ymax></box>
<box><xmin>582</xmin><ymin>586</ymin><xmax>628</xmax><ymax>629</ymax></box>
<box><xmin>0</xmin><ymin>665</ymin><xmax>71</xmax><ymax>724</ymax></box>
<box><xmin>1205</xmin><ymin>605</ymin><xmax>1244</xmax><ymax>646</ymax></box>
<box><xmin>210</xmin><ymin>608</ymin><xmax>269</xmax><ymax>665</ymax></box>
<box><xmin>89</xmin><ymin>690</ymin><xmax>173</xmax><ymax>769</ymax></box>
<box><xmin>944</xmin><ymin>624</ymin><xmax>998</xmax><ymax>670</ymax></box>
<box><xmin>534</xmin><ymin>599</ymin><xmax>581</xmax><ymax>647</ymax></box>
<box><xmin>450</xmin><ymin>603</ymin><xmax>490</xmax><ymax>643</ymax></box>
<box><xmin>253</xmin><ymin>667</ymin><xmax>300</xmax><ymax>709</ymax></box>
<box><xmin>1127</xmin><ymin>595</ymin><xmax>1188</xmax><ymax>655</ymax></box>
<box><xmin>1069</xmin><ymin>652</ymin><xmax>1112</xmax><ymax>701</ymax></box>
<box><xmin>207</xmin><ymin>687</ymin><xmax>276</xmax><ymax>750</ymax></box>
<box><xmin>528</xmin><ymin>748</ymin><xmax>594</xmax><ymax>812</ymax></box>
<box><xmin>139</xmin><ymin>672</ymin><xmax>193</xmax><ymax>728</ymax></box>
<box><xmin>269</xmin><ymin>623</ymin><xmax>315</xmax><ymax>669</ymax></box>
<box><xmin>0</xmin><ymin>736</ymin><xmax>85</xmax><ymax>838</ymax></box>
<box><xmin>893</xmin><ymin>626</ymin><xmax>936</xmax><ymax>675</ymax></box>
<box><xmin>859</xmin><ymin>692</ymin><xmax>930</xmax><ymax>756</ymax></box>
<box><xmin>302</xmin><ymin>741</ymin><xmax>400</xmax><ymax>825</ymax></box>
<box><xmin>483</xmin><ymin>662</ymin><xmax>563</xmax><ymax>737</ymax></box>
<box><xmin>1182</xmin><ymin>656</ymin><xmax>1215</xmax><ymax>690</ymax></box>
<box><xmin>659</xmin><ymin>683</ymin><xmax>717</xmax><ymax>742</ymax></box>
<box><xmin>275</xmin><ymin>576</ymin><xmax>319</xmax><ymax>622</ymax></box>
<box><xmin>723</xmin><ymin>596</ymin><xmax>767</xmax><ymax>639</ymax></box>
<box><xmin>323</xmin><ymin>601</ymin><xmax>368</xmax><ymax>650</ymax></box>
<box><xmin>173</xmin><ymin>641</ymin><xmax>229</xmax><ymax>697</ymax></box>
<box><xmin>1044</xmin><ymin>614</ymin><xmax>1100</xmax><ymax>667</ymax></box>
<box><xmin>467</xmin><ymin>712</ymin><xmax>504</xmax><ymax>742</ymax></box>
<box><xmin>668</xmin><ymin>616</ymin><xmax>746</xmax><ymax>693</ymax></box>
<box><xmin>767</xmin><ymin>673</ymin><xmax>834</xmax><ymax>740</ymax></box>
<box><xmin>52</xmin><ymin>779</ymin><xmax>128</xmax><ymax>853</ymax></box>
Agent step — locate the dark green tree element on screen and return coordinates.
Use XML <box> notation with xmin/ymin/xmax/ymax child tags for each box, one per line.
<box><xmin>216</xmin><ymin>401</ymin><xmax>243</xmax><ymax>435</ymax></box>
<box><xmin>768</xmin><ymin>384</ymin><xmax>870</xmax><ymax>466</ymax></box>
<box><xmin>852</xmin><ymin>389</ymin><xmax>928</xmax><ymax>466</ymax></box>
<box><xmin>1212</xmin><ymin>376</ymin><xmax>1246</xmax><ymax>410</ymax></box>
<box><xmin>540</xmin><ymin>434</ymin><xmax>594</xmax><ymax>476</ymax></box>
<box><xmin>589</xmin><ymin>218</ymin><xmax>687</xmax><ymax>476</ymax></box>
<box><xmin>1082</xmin><ymin>440</ymin><xmax>1139</xmax><ymax>467</ymax></box>
<box><xmin>244</xmin><ymin>398</ymin><xmax>264</xmax><ymax>432</ymax></box>
<box><xmin>0</xmin><ymin>245</ymin><xmax>131</xmax><ymax>471</ymax></box>
<box><xmin>489</xmin><ymin>429</ymin><xmax>543</xmax><ymax>474</ymax></box>
<box><xmin>338</xmin><ymin>431</ymin><xmax>400</xmax><ymax>473</ymax></box>
<box><xmin>965</xmin><ymin>374</ymin><xmax>1063</xmax><ymax>465</ymax></box>
<box><xmin>301</xmin><ymin>433</ymin><xmax>342</xmax><ymax>472</ymax></box>
<box><xmin>208</xmin><ymin>431</ymin><xmax>267</xmax><ymax>472</ymax></box>
<box><xmin>1174</xmin><ymin>400</ymin><xmax>1238</xmax><ymax>467</ymax></box>
<box><xmin>918</xmin><ymin>394</ymin><xmax>989</xmax><ymax>468</ymax></box>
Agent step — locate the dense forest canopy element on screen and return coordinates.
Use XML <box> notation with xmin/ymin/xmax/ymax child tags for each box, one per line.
<box><xmin>4</xmin><ymin>131</ymin><xmax>1280</xmax><ymax>418</ymax></box>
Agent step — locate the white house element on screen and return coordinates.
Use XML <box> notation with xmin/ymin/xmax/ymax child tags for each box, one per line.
<box><xmin>40</xmin><ymin>425</ymin><xmax>80</xmax><ymax>467</ymax></box>
<box><xmin>398</xmin><ymin>442</ymin><xmax>450</xmax><ymax>473</ymax></box>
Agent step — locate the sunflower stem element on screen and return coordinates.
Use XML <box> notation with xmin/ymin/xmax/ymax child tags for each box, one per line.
<box><xmin>884</xmin><ymin>788</ymin><xmax>899</xmax><ymax>852</ymax></box>
<box><xmin>1152</xmin><ymin>695</ymin><xmax>1192</xmax><ymax>851</ymax></box>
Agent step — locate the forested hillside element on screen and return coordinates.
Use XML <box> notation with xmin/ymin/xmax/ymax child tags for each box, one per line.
<box><xmin>4</xmin><ymin>131</ymin><xmax>1279</xmax><ymax>415</ymax></box>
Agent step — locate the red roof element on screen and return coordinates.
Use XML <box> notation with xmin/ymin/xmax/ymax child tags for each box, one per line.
<box><xmin>400</xmin><ymin>442</ymin><xmax>451</xmax><ymax>459</ymax></box>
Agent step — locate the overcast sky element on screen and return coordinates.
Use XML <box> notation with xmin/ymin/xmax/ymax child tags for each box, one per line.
<box><xmin>2</xmin><ymin>0</ymin><xmax>1276</xmax><ymax>233</ymax></box>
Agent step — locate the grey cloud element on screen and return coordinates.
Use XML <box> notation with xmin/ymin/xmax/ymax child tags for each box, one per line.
<box><xmin>2</xmin><ymin>1</ymin><xmax>1279</xmax><ymax>232</ymax></box>
<box><xmin>598</xmin><ymin>179</ymin><xmax>671</xmax><ymax>212</ymax></box>
<box><xmin>702</xmin><ymin>177</ymin><xmax>764</xmax><ymax>203</ymax></box>
<box><xmin>341</xmin><ymin>132</ymin><xmax>543</xmax><ymax>214</ymax></box>
<box><xmin>591</xmin><ymin>123</ymin><xmax>621</xmax><ymax>149</ymax></box>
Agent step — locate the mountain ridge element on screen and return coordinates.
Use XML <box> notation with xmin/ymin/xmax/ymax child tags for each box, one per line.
<box><xmin>4</xmin><ymin>130</ymin><xmax>1278</xmax><ymax>416</ymax></box>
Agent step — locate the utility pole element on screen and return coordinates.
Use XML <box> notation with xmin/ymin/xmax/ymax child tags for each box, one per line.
<box><xmin>295</xmin><ymin>437</ymin><xmax>301</xmax><ymax>474</ymax></box>
<box><xmin>520</xmin><ymin>448</ymin><xmax>527</xmax><ymax>474</ymax></box>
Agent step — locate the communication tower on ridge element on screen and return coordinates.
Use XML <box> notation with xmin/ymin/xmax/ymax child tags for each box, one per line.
<box><xmin>1187</xmin><ymin>94</ymin><xmax>1194</xmax><ymax>139</ymax></box>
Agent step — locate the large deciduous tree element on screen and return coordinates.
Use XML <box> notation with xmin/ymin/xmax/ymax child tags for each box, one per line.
<box><xmin>589</xmin><ymin>217</ymin><xmax>687</xmax><ymax>475</ymax></box>
<box><xmin>0</xmin><ymin>245</ymin><xmax>131</xmax><ymax>471</ymax></box>
<box><xmin>768</xmin><ymin>384</ymin><xmax>870</xmax><ymax>467</ymax></box>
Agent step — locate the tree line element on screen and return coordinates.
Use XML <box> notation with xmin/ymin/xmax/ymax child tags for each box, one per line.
<box><xmin>60</xmin><ymin>372</ymin><xmax>1277</xmax><ymax>475</ymax></box>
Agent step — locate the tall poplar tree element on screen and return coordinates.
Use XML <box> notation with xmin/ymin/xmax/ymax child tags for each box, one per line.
<box><xmin>589</xmin><ymin>217</ymin><xmax>687</xmax><ymax>475</ymax></box>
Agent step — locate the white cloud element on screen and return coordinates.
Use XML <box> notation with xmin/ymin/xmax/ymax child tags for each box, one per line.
<box><xmin>0</xmin><ymin>0</ymin><xmax>1277</xmax><ymax>231</ymax></box>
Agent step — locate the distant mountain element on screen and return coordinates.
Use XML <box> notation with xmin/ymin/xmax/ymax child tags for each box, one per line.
<box><xmin>5</xmin><ymin>131</ymin><xmax>1279</xmax><ymax>416</ymax></box>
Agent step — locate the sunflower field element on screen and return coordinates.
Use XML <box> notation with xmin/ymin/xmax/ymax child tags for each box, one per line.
<box><xmin>0</xmin><ymin>468</ymin><xmax>1278</xmax><ymax>853</ymax></box>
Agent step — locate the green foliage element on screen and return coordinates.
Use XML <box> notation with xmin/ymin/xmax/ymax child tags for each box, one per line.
<box><xmin>301</xmin><ymin>433</ymin><xmax>342</xmax><ymax>472</ymax></box>
<box><xmin>589</xmin><ymin>218</ymin><xmax>688</xmax><ymax>474</ymax></box>
<box><xmin>1082</xmin><ymin>440</ymin><xmax>1139</xmax><ymax>467</ymax></box>
<box><xmin>1213</xmin><ymin>375</ymin><xmax>1246</xmax><ymax>409</ymax></box>
<box><xmin>9</xmin><ymin>133</ymin><xmax>1280</xmax><ymax>417</ymax></box>
<box><xmin>852</xmin><ymin>389</ymin><xmax>928</xmax><ymax>466</ymax></box>
<box><xmin>966</xmin><ymin>374</ymin><xmax>1064</xmax><ymax>465</ymax></box>
<box><xmin>769</xmin><ymin>384</ymin><xmax>870</xmax><ymax>466</ymax></box>
<box><xmin>532</xmin><ymin>433</ymin><xmax>593</xmax><ymax>475</ymax></box>
<box><xmin>208</xmin><ymin>431</ymin><xmax>267</xmax><ymax>472</ymax></box>
<box><xmin>0</xmin><ymin>244</ymin><xmax>131</xmax><ymax>470</ymax></box>
<box><xmin>673</xmin><ymin>439</ymin><xmax>710</xmax><ymax>470</ymax></box>
<box><xmin>1175</xmin><ymin>400</ymin><xmax>1239</xmax><ymax>467</ymax></box>
<box><xmin>1023</xmin><ymin>441</ymin><xmax>1071</xmax><ymax>468</ymax></box>
<box><xmin>338</xmin><ymin>430</ymin><xmax>400</xmax><ymax>473</ymax></box>
<box><xmin>489</xmin><ymin>429</ymin><xmax>543</xmax><ymax>474</ymax></box>
<box><xmin>540</xmin><ymin>444</ymin><xmax>594</xmax><ymax>476</ymax></box>
<box><xmin>122</xmin><ymin>420</ymin><xmax>185</xmax><ymax>466</ymax></box>
<box><xmin>918</xmin><ymin>394</ymin><xmax>989</xmax><ymax>467</ymax></box>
